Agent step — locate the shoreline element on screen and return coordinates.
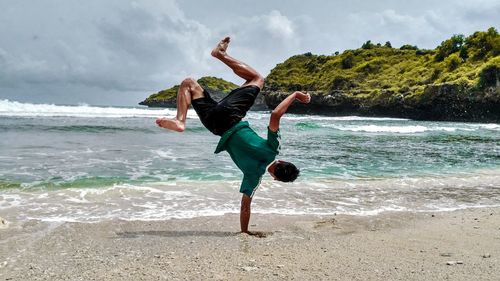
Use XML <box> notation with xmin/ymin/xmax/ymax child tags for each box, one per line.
<box><xmin>1</xmin><ymin>208</ymin><xmax>499</xmax><ymax>280</ymax></box>
<box><xmin>2</xmin><ymin>168</ymin><xmax>500</xmax><ymax>223</ymax></box>
<box><xmin>138</xmin><ymin>102</ymin><xmax>500</xmax><ymax>124</ymax></box>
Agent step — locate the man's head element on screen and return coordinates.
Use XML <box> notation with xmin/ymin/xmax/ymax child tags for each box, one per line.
<box><xmin>268</xmin><ymin>160</ymin><xmax>300</xmax><ymax>182</ymax></box>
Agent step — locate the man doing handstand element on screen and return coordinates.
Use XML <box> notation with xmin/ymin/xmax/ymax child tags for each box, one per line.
<box><xmin>156</xmin><ymin>37</ymin><xmax>310</xmax><ymax>235</ymax></box>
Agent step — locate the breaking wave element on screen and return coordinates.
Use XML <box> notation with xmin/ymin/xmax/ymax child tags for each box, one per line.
<box><xmin>0</xmin><ymin>99</ymin><xmax>199</xmax><ymax>118</ymax></box>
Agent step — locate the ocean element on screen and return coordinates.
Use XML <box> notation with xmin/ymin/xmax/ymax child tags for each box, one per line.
<box><xmin>1</xmin><ymin>99</ymin><xmax>499</xmax><ymax>222</ymax></box>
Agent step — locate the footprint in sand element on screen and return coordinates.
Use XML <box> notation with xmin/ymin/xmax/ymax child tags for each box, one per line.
<box><xmin>314</xmin><ymin>218</ymin><xmax>339</xmax><ymax>229</ymax></box>
<box><xmin>0</xmin><ymin>217</ymin><xmax>8</xmax><ymax>229</ymax></box>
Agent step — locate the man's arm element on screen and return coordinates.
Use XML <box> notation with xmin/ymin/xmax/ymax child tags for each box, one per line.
<box><xmin>240</xmin><ymin>194</ymin><xmax>252</xmax><ymax>233</ymax></box>
<box><xmin>268</xmin><ymin>91</ymin><xmax>311</xmax><ymax>132</ymax></box>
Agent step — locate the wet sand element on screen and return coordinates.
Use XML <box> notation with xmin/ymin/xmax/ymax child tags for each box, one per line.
<box><xmin>0</xmin><ymin>208</ymin><xmax>499</xmax><ymax>281</ymax></box>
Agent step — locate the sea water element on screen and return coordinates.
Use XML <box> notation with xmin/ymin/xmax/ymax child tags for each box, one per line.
<box><xmin>0</xmin><ymin>99</ymin><xmax>499</xmax><ymax>222</ymax></box>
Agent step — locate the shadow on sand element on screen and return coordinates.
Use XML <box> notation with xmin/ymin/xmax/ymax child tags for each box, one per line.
<box><xmin>115</xmin><ymin>230</ymin><xmax>272</xmax><ymax>238</ymax></box>
<box><xmin>115</xmin><ymin>230</ymin><xmax>238</xmax><ymax>238</ymax></box>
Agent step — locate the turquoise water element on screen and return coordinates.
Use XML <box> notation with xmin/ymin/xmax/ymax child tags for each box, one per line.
<box><xmin>0</xmin><ymin>100</ymin><xmax>499</xmax><ymax>221</ymax></box>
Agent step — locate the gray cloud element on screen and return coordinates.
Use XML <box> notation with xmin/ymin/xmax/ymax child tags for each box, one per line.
<box><xmin>0</xmin><ymin>0</ymin><xmax>498</xmax><ymax>105</ymax></box>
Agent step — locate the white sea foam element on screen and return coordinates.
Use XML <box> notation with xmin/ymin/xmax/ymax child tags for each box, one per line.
<box><xmin>0</xmin><ymin>99</ymin><xmax>198</xmax><ymax>118</ymax></box>
<box><xmin>1</xmin><ymin>171</ymin><xmax>499</xmax><ymax>222</ymax></box>
<box><xmin>339</xmin><ymin>125</ymin><xmax>429</xmax><ymax>133</ymax></box>
<box><xmin>151</xmin><ymin>149</ymin><xmax>178</xmax><ymax>161</ymax></box>
<box><xmin>0</xmin><ymin>194</ymin><xmax>22</xmax><ymax>208</ymax></box>
<box><xmin>479</xmin><ymin>124</ymin><xmax>500</xmax><ymax>130</ymax></box>
<box><xmin>327</xmin><ymin>124</ymin><xmax>489</xmax><ymax>133</ymax></box>
<box><xmin>283</xmin><ymin>115</ymin><xmax>409</xmax><ymax>121</ymax></box>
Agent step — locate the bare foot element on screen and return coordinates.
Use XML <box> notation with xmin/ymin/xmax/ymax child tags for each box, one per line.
<box><xmin>155</xmin><ymin>118</ymin><xmax>185</xmax><ymax>132</ymax></box>
<box><xmin>211</xmin><ymin>36</ymin><xmax>230</xmax><ymax>58</ymax></box>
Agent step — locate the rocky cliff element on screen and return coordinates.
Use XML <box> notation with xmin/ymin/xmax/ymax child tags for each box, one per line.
<box><xmin>262</xmin><ymin>27</ymin><xmax>500</xmax><ymax>121</ymax></box>
<box><xmin>263</xmin><ymin>83</ymin><xmax>500</xmax><ymax>122</ymax></box>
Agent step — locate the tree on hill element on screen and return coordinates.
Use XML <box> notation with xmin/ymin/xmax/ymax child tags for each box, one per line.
<box><xmin>434</xmin><ymin>28</ymin><xmax>500</xmax><ymax>62</ymax></box>
<box><xmin>361</xmin><ymin>40</ymin><xmax>375</xmax><ymax>49</ymax></box>
<box><xmin>400</xmin><ymin>44</ymin><xmax>418</xmax><ymax>50</ymax></box>
<box><xmin>465</xmin><ymin>27</ymin><xmax>500</xmax><ymax>61</ymax></box>
<box><xmin>435</xmin><ymin>34</ymin><xmax>465</xmax><ymax>61</ymax></box>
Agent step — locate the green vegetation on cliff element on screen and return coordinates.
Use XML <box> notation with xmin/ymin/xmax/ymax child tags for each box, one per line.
<box><xmin>140</xmin><ymin>76</ymin><xmax>238</xmax><ymax>107</ymax></box>
<box><xmin>266</xmin><ymin>27</ymin><xmax>499</xmax><ymax>98</ymax></box>
<box><xmin>140</xmin><ymin>28</ymin><xmax>499</xmax><ymax>121</ymax></box>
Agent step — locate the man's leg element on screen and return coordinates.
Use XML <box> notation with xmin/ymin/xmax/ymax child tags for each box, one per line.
<box><xmin>211</xmin><ymin>37</ymin><xmax>265</xmax><ymax>89</ymax></box>
<box><xmin>156</xmin><ymin>78</ymin><xmax>204</xmax><ymax>132</ymax></box>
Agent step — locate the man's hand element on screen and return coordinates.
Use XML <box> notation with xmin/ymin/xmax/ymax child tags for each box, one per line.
<box><xmin>295</xmin><ymin>91</ymin><xmax>311</xmax><ymax>104</ymax></box>
<box><xmin>240</xmin><ymin>230</ymin><xmax>268</xmax><ymax>238</ymax></box>
<box><xmin>269</xmin><ymin>91</ymin><xmax>311</xmax><ymax>132</ymax></box>
<box><xmin>240</xmin><ymin>194</ymin><xmax>252</xmax><ymax>233</ymax></box>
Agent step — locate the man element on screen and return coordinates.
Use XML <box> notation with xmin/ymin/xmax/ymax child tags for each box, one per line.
<box><xmin>156</xmin><ymin>37</ymin><xmax>310</xmax><ymax>235</ymax></box>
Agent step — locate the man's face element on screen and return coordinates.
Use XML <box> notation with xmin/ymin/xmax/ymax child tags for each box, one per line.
<box><xmin>268</xmin><ymin>160</ymin><xmax>283</xmax><ymax>180</ymax></box>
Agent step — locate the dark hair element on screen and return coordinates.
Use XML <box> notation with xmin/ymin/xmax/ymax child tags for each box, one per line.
<box><xmin>274</xmin><ymin>161</ymin><xmax>300</xmax><ymax>182</ymax></box>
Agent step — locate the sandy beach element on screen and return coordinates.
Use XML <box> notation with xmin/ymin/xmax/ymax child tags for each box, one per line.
<box><xmin>0</xmin><ymin>208</ymin><xmax>499</xmax><ymax>281</ymax></box>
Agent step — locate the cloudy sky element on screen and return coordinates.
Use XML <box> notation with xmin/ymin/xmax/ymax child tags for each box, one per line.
<box><xmin>0</xmin><ymin>0</ymin><xmax>498</xmax><ymax>106</ymax></box>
